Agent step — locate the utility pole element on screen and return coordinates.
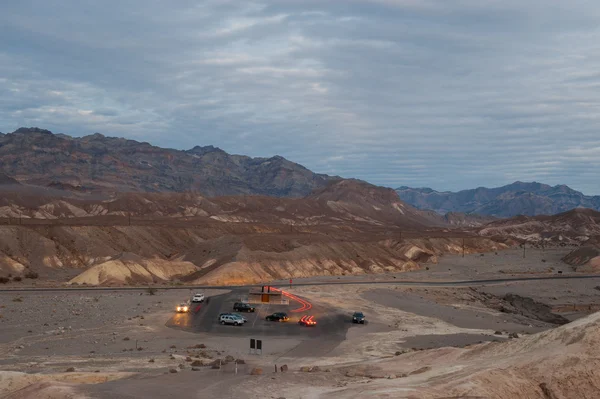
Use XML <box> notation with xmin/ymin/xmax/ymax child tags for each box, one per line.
<box><xmin>523</xmin><ymin>242</ymin><xmax>526</xmax><ymax>258</ymax></box>
<box><xmin>462</xmin><ymin>238</ymin><xmax>465</xmax><ymax>258</ymax></box>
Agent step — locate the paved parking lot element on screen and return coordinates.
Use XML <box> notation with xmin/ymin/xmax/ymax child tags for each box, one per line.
<box><xmin>166</xmin><ymin>288</ymin><xmax>349</xmax><ymax>340</ymax></box>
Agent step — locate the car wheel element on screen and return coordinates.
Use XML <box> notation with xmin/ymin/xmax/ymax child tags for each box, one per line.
<box><xmin>220</xmin><ymin>321</ymin><xmax>225</xmax><ymax>325</ymax></box>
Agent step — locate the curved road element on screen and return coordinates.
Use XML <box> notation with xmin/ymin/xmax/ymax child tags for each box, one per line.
<box><xmin>1</xmin><ymin>274</ymin><xmax>600</xmax><ymax>292</ymax></box>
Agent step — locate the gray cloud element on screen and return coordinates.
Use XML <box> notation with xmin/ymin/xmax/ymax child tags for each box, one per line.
<box><xmin>1</xmin><ymin>0</ymin><xmax>600</xmax><ymax>194</ymax></box>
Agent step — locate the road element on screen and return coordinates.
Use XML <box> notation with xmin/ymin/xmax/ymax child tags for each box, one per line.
<box><xmin>2</xmin><ymin>274</ymin><xmax>600</xmax><ymax>292</ymax></box>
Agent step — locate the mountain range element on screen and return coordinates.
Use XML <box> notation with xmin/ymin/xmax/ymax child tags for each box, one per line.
<box><xmin>2</xmin><ymin>127</ymin><xmax>598</xmax><ymax>220</ymax></box>
<box><xmin>0</xmin><ymin>127</ymin><xmax>599</xmax><ymax>285</ymax></box>
<box><xmin>396</xmin><ymin>182</ymin><xmax>600</xmax><ymax>217</ymax></box>
<box><xmin>0</xmin><ymin>127</ymin><xmax>338</xmax><ymax>197</ymax></box>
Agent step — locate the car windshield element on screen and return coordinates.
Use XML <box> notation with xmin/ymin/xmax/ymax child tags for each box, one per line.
<box><xmin>354</xmin><ymin>312</ymin><xmax>363</xmax><ymax>317</ymax></box>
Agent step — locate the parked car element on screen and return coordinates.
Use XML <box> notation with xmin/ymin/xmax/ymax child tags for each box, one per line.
<box><xmin>219</xmin><ymin>314</ymin><xmax>244</xmax><ymax>326</ymax></box>
<box><xmin>176</xmin><ymin>303</ymin><xmax>189</xmax><ymax>313</ymax></box>
<box><xmin>352</xmin><ymin>312</ymin><xmax>366</xmax><ymax>324</ymax></box>
<box><xmin>191</xmin><ymin>293</ymin><xmax>205</xmax><ymax>303</ymax></box>
<box><xmin>298</xmin><ymin>315</ymin><xmax>317</xmax><ymax>326</ymax></box>
<box><xmin>233</xmin><ymin>302</ymin><xmax>255</xmax><ymax>312</ymax></box>
<box><xmin>265</xmin><ymin>312</ymin><xmax>289</xmax><ymax>322</ymax></box>
<box><xmin>218</xmin><ymin>313</ymin><xmax>247</xmax><ymax>323</ymax></box>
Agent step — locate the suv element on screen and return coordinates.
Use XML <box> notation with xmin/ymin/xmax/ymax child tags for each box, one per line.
<box><xmin>265</xmin><ymin>312</ymin><xmax>289</xmax><ymax>322</ymax></box>
<box><xmin>352</xmin><ymin>312</ymin><xmax>366</xmax><ymax>324</ymax></box>
<box><xmin>219</xmin><ymin>314</ymin><xmax>244</xmax><ymax>326</ymax></box>
<box><xmin>191</xmin><ymin>293</ymin><xmax>205</xmax><ymax>303</ymax></box>
<box><xmin>233</xmin><ymin>302</ymin><xmax>255</xmax><ymax>312</ymax></box>
<box><xmin>218</xmin><ymin>313</ymin><xmax>247</xmax><ymax>323</ymax></box>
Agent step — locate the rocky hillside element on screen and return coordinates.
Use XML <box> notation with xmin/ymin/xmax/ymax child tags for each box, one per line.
<box><xmin>0</xmin><ymin>180</ymin><xmax>509</xmax><ymax>285</ymax></box>
<box><xmin>397</xmin><ymin>181</ymin><xmax>600</xmax><ymax>217</ymax></box>
<box><xmin>0</xmin><ymin>127</ymin><xmax>339</xmax><ymax>197</ymax></box>
<box><xmin>478</xmin><ymin>208</ymin><xmax>600</xmax><ymax>246</ymax></box>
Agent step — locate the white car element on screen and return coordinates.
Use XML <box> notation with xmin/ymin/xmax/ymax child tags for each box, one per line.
<box><xmin>219</xmin><ymin>314</ymin><xmax>244</xmax><ymax>326</ymax></box>
<box><xmin>191</xmin><ymin>293</ymin><xmax>205</xmax><ymax>303</ymax></box>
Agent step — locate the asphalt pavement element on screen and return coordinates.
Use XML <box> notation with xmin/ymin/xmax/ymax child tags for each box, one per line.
<box><xmin>165</xmin><ymin>289</ymin><xmax>349</xmax><ymax>339</ymax></box>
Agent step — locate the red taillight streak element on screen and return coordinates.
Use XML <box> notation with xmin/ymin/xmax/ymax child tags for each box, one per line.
<box><xmin>269</xmin><ymin>286</ymin><xmax>312</xmax><ymax>312</ymax></box>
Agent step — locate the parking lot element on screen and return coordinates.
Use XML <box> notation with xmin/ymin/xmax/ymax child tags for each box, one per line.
<box><xmin>165</xmin><ymin>288</ymin><xmax>350</xmax><ymax>339</ymax></box>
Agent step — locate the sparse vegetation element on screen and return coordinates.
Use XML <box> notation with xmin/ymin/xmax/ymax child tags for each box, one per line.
<box><xmin>13</xmin><ymin>276</ymin><xmax>22</xmax><ymax>282</ymax></box>
<box><xmin>146</xmin><ymin>287</ymin><xmax>157</xmax><ymax>296</ymax></box>
<box><xmin>0</xmin><ymin>277</ymin><xmax>9</xmax><ymax>284</ymax></box>
<box><xmin>24</xmin><ymin>271</ymin><xmax>39</xmax><ymax>279</ymax></box>
<box><xmin>12</xmin><ymin>297</ymin><xmax>23</xmax><ymax>302</ymax></box>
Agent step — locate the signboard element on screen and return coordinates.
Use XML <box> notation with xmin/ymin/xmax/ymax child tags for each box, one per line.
<box><xmin>249</xmin><ymin>338</ymin><xmax>262</xmax><ymax>355</ymax></box>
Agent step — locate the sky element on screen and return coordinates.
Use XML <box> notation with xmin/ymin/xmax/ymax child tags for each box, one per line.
<box><xmin>1</xmin><ymin>0</ymin><xmax>600</xmax><ymax>195</ymax></box>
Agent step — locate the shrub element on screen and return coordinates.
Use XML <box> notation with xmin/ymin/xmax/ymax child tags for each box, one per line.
<box><xmin>24</xmin><ymin>271</ymin><xmax>39</xmax><ymax>279</ymax></box>
<box><xmin>0</xmin><ymin>277</ymin><xmax>9</xmax><ymax>284</ymax></box>
<box><xmin>13</xmin><ymin>276</ymin><xmax>22</xmax><ymax>282</ymax></box>
<box><xmin>146</xmin><ymin>287</ymin><xmax>157</xmax><ymax>295</ymax></box>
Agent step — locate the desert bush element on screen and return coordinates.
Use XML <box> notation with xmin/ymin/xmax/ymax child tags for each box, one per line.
<box><xmin>146</xmin><ymin>287</ymin><xmax>157</xmax><ymax>295</ymax></box>
<box><xmin>24</xmin><ymin>271</ymin><xmax>39</xmax><ymax>279</ymax></box>
<box><xmin>13</xmin><ymin>276</ymin><xmax>22</xmax><ymax>282</ymax></box>
<box><xmin>0</xmin><ymin>277</ymin><xmax>9</xmax><ymax>284</ymax></box>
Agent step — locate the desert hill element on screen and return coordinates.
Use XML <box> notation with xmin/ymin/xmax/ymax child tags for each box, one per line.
<box><xmin>0</xmin><ymin>180</ymin><xmax>508</xmax><ymax>285</ymax></box>
<box><xmin>477</xmin><ymin>208</ymin><xmax>600</xmax><ymax>246</ymax></box>
<box><xmin>397</xmin><ymin>181</ymin><xmax>600</xmax><ymax>217</ymax></box>
<box><xmin>309</xmin><ymin>309</ymin><xmax>600</xmax><ymax>398</ymax></box>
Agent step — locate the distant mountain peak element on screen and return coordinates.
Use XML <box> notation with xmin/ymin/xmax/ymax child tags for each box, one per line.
<box><xmin>13</xmin><ymin>127</ymin><xmax>53</xmax><ymax>135</ymax></box>
<box><xmin>396</xmin><ymin>181</ymin><xmax>600</xmax><ymax>217</ymax></box>
<box><xmin>187</xmin><ymin>145</ymin><xmax>226</xmax><ymax>155</ymax></box>
<box><xmin>84</xmin><ymin>132</ymin><xmax>106</xmax><ymax>140</ymax></box>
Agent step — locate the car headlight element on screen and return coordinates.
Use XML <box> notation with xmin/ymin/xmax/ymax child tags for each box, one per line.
<box><xmin>183</xmin><ymin>307</ymin><xmax>188</xmax><ymax>311</ymax></box>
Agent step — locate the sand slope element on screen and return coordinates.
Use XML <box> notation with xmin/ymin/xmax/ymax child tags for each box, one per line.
<box><xmin>69</xmin><ymin>253</ymin><xmax>199</xmax><ymax>285</ymax></box>
<box><xmin>308</xmin><ymin>311</ymin><xmax>600</xmax><ymax>398</ymax></box>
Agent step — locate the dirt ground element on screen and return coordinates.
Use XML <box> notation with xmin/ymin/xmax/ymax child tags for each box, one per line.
<box><xmin>2</xmin><ymin>248</ymin><xmax>600</xmax><ymax>398</ymax></box>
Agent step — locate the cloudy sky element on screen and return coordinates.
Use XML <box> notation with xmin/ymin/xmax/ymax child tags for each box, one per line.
<box><xmin>1</xmin><ymin>0</ymin><xmax>600</xmax><ymax>194</ymax></box>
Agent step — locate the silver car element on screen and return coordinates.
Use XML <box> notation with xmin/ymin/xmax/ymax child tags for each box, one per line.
<box><xmin>219</xmin><ymin>314</ymin><xmax>244</xmax><ymax>326</ymax></box>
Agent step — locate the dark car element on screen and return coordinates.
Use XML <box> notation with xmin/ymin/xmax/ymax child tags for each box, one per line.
<box><xmin>265</xmin><ymin>312</ymin><xmax>289</xmax><ymax>322</ymax></box>
<box><xmin>352</xmin><ymin>312</ymin><xmax>365</xmax><ymax>324</ymax></box>
<box><xmin>233</xmin><ymin>302</ymin><xmax>256</xmax><ymax>312</ymax></box>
